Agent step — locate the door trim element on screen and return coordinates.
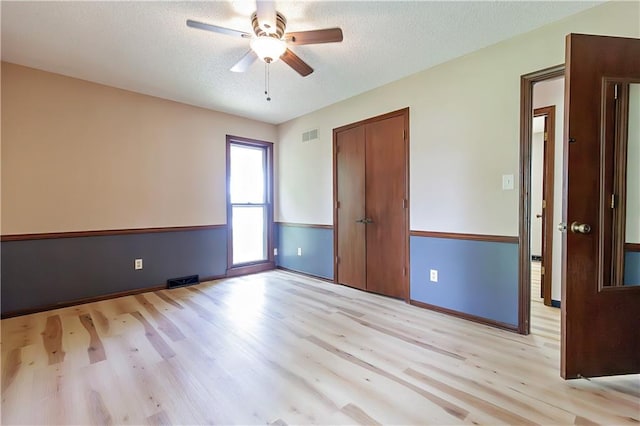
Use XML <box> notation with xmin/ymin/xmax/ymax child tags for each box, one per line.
<box><xmin>225</xmin><ymin>135</ymin><xmax>275</xmax><ymax>276</ymax></box>
<box><xmin>533</xmin><ymin>105</ymin><xmax>556</xmax><ymax>307</ymax></box>
<box><xmin>332</xmin><ymin>108</ymin><xmax>410</xmax><ymax>301</ymax></box>
<box><xmin>518</xmin><ymin>65</ymin><xmax>564</xmax><ymax>335</ymax></box>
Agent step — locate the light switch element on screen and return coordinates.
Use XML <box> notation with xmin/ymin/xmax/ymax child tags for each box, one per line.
<box><xmin>502</xmin><ymin>174</ymin><xmax>514</xmax><ymax>190</ymax></box>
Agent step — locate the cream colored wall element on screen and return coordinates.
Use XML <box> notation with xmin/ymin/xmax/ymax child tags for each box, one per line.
<box><xmin>533</xmin><ymin>77</ymin><xmax>565</xmax><ymax>302</ymax></box>
<box><xmin>1</xmin><ymin>62</ymin><xmax>277</xmax><ymax>234</ymax></box>
<box><xmin>276</xmin><ymin>1</ymin><xmax>640</xmax><ymax>235</ymax></box>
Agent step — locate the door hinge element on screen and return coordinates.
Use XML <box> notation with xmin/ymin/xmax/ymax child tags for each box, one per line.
<box><xmin>336</xmin><ymin>256</ymin><xmax>340</xmax><ymax>264</ymax></box>
<box><xmin>542</xmin><ymin>199</ymin><xmax>546</xmax><ymax>209</ymax></box>
<box><xmin>336</xmin><ymin>201</ymin><xmax>340</xmax><ymax>209</ymax></box>
<box><xmin>402</xmin><ymin>199</ymin><xmax>407</xmax><ymax>209</ymax></box>
<box><xmin>611</xmin><ymin>194</ymin><xmax>616</xmax><ymax>209</ymax></box>
<box><xmin>544</xmin><ymin>131</ymin><xmax>548</xmax><ymax>141</ymax></box>
<box><xmin>614</xmin><ymin>84</ymin><xmax>619</xmax><ymax>100</ymax></box>
<box><xmin>403</xmin><ymin>130</ymin><xmax>406</xmax><ymax>140</ymax></box>
<box><xmin>541</xmin><ymin>266</ymin><xmax>545</xmax><ymax>275</ymax></box>
<box><xmin>403</xmin><ymin>267</ymin><xmax>407</xmax><ymax>276</ymax></box>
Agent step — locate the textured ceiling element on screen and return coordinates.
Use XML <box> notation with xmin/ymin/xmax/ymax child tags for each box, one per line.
<box><xmin>1</xmin><ymin>1</ymin><xmax>603</xmax><ymax>124</ymax></box>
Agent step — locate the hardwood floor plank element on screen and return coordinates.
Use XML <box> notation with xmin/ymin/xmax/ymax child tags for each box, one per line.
<box><xmin>79</xmin><ymin>313</ymin><xmax>107</xmax><ymax>364</ymax></box>
<box><xmin>129</xmin><ymin>311</ymin><xmax>176</xmax><ymax>360</ymax></box>
<box><xmin>340</xmin><ymin>403</ymin><xmax>382</xmax><ymax>425</ymax></box>
<box><xmin>41</xmin><ymin>315</ymin><xmax>65</xmax><ymax>365</ymax></box>
<box><xmin>1</xmin><ymin>348</ymin><xmax>21</xmax><ymax>393</ymax></box>
<box><xmin>405</xmin><ymin>367</ymin><xmax>537</xmax><ymax>425</ymax></box>
<box><xmin>134</xmin><ymin>294</ymin><xmax>186</xmax><ymax>342</ymax></box>
<box><xmin>305</xmin><ymin>334</ymin><xmax>469</xmax><ymax>421</ymax></box>
<box><xmin>88</xmin><ymin>388</ymin><xmax>113</xmax><ymax>426</ymax></box>
<box><xmin>154</xmin><ymin>290</ymin><xmax>184</xmax><ymax>310</ymax></box>
<box><xmin>147</xmin><ymin>410</ymin><xmax>172</xmax><ymax>425</ymax></box>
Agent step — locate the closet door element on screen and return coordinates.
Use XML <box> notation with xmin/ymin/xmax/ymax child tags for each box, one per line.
<box><xmin>335</xmin><ymin>125</ymin><xmax>367</xmax><ymax>290</ymax></box>
<box><xmin>334</xmin><ymin>108</ymin><xmax>408</xmax><ymax>299</ymax></box>
<box><xmin>365</xmin><ymin>115</ymin><xmax>407</xmax><ymax>298</ymax></box>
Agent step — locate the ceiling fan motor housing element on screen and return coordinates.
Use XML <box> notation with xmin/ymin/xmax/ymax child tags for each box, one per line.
<box><xmin>251</xmin><ymin>11</ymin><xmax>287</xmax><ymax>38</ymax></box>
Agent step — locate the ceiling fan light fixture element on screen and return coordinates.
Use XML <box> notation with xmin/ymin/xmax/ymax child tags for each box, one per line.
<box><xmin>250</xmin><ymin>36</ymin><xmax>286</xmax><ymax>63</ymax></box>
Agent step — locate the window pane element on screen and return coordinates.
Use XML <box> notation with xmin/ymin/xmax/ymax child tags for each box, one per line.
<box><xmin>232</xmin><ymin>205</ymin><xmax>267</xmax><ymax>264</ymax></box>
<box><xmin>230</xmin><ymin>145</ymin><xmax>265</xmax><ymax>203</ymax></box>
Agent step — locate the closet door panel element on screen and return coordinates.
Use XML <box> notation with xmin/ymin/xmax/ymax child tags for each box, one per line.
<box><xmin>365</xmin><ymin>115</ymin><xmax>407</xmax><ymax>298</ymax></box>
<box><xmin>336</xmin><ymin>126</ymin><xmax>367</xmax><ymax>290</ymax></box>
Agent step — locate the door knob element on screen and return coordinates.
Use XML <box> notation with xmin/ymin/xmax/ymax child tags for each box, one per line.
<box><xmin>570</xmin><ymin>222</ymin><xmax>592</xmax><ymax>234</ymax></box>
<box><xmin>355</xmin><ymin>217</ymin><xmax>373</xmax><ymax>224</ymax></box>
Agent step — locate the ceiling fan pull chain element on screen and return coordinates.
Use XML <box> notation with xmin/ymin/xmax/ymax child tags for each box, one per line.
<box><xmin>265</xmin><ymin>61</ymin><xmax>272</xmax><ymax>102</ymax></box>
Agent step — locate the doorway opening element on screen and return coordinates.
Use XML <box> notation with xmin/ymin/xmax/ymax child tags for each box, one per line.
<box><xmin>531</xmin><ymin>105</ymin><xmax>555</xmax><ymax>308</ymax></box>
<box><xmin>226</xmin><ymin>135</ymin><xmax>275</xmax><ymax>276</ymax></box>
<box><xmin>519</xmin><ymin>65</ymin><xmax>564</xmax><ymax>335</ymax></box>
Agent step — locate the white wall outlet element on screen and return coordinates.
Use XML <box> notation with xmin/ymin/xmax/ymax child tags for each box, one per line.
<box><xmin>297</xmin><ymin>247</ymin><xmax>302</xmax><ymax>256</ymax></box>
<box><xmin>430</xmin><ymin>269</ymin><xmax>438</xmax><ymax>282</ymax></box>
<box><xmin>134</xmin><ymin>258</ymin><xmax>143</xmax><ymax>270</ymax></box>
<box><xmin>274</xmin><ymin>248</ymin><xmax>278</xmax><ymax>256</ymax></box>
<box><xmin>502</xmin><ymin>174</ymin><xmax>514</xmax><ymax>190</ymax></box>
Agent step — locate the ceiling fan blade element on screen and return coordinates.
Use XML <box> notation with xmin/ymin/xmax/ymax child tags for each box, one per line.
<box><xmin>286</xmin><ymin>28</ymin><xmax>343</xmax><ymax>45</ymax></box>
<box><xmin>256</xmin><ymin>0</ymin><xmax>277</xmax><ymax>34</ymax></box>
<box><xmin>230</xmin><ymin>50</ymin><xmax>259</xmax><ymax>73</ymax></box>
<box><xmin>186</xmin><ymin>19</ymin><xmax>251</xmax><ymax>39</ymax></box>
<box><xmin>281</xmin><ymin>49</ymin><xmax>313</xmax><ymax>77</ymax></box>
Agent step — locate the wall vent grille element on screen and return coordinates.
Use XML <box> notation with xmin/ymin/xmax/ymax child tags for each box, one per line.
<box><xmin>167</xmin><ymin>274</ymin><xmax>200</xmax><ymax>288</ymax></box>
<box><xmin>302</xmin><ymin>129</ymin><xmax>319</xmax><ymax>143</ymax></box>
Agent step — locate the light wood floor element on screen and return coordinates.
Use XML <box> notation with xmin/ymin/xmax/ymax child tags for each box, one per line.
<box><xmin>2</xmin><ymin>269</ymin><xmax>639</xmax><ymax>425</ymax></box>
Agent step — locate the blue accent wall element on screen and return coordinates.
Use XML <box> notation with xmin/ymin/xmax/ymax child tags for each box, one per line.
<box><xmin>276</xmin><ymin>224</ymin><xmax>333</xmax><ymax>279</ymax></box>
<box><xmin>624</xmin><ymin>251</ymin><xmax>640</xmax><ymax>286</ymax></box>
<box><xmin>1</xmin><ymin>227</ymin><xmax>227</xmax><ymax>313</ymax></box>
<box><xmin>410</xmin><ymin>235</ymin><xmax>519</xmax><ymax>327</ymax></box>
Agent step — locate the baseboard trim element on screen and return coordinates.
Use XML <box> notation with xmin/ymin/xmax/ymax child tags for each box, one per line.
<box><xmin>1</xmin><ymin>224</ymin><xmax>226</xmax><ymax>242</ymax></box>
<box><xmin>1</xmin><ymin>284</ymin><xmax>167</xmax><ymax>319</ymax></box>
<box><xmin>409</xmin><ymin>299</ymin><xmax>518</xmax><ymax>332</ymax></box>
<box><xmin>410</xmin><ymin>230</ymin><xmax>519</xmax><ymax>244</ymax></box>
<box><xmin>276</xmin><ymin>266</ymin><xmax>334</xmax><ymax>283</ymax></box>
<box><xmin>226</xmin><ymin>262</ymin><xmax>275</xmax><ymax>277</ymax></box>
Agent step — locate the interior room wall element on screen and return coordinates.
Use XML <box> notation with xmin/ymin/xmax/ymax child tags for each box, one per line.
<box><xmin>533</xmin><ymin>77</ymin><xmax>564</xmax><ymax>303</ymax></box>
<box><xmin>275</xmin><ymin>1</ymin><xmax>640</xmax><ymax>324</ymax></box>
<box><xmin>1</xmin><ymin>62</ymin><xmax>277</xmax><ymax>313</ymax></box>
<box><xmin>1</xmin><ymin>62</ymin><xmax>277</xmax><ymax>234</ymax></box>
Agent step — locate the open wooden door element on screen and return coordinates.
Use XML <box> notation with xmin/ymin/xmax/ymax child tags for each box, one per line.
<box><xmin>562</xmin><ymin>34</ymin><xmax>640</xmax><ymax>379</ymax></box>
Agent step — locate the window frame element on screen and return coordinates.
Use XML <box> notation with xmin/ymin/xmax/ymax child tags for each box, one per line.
<box><xmin>226</xmin><ymin>135</ymin><xmax>275</xmax><ymax>276</ymax></box>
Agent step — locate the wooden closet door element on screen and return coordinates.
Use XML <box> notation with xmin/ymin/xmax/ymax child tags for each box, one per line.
<box><xmin>365</xmin><ymin>115</ymin><xmax>407</xmax><ymax>298</ymax></box>
<box><xmin>336</xmin><ymin>125</ymin><xmax>367</xmax><ymax>290</ymax></box>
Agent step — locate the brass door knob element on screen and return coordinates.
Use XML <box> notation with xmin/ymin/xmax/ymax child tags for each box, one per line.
<box><xmin>570</xmin><ymin>222</ymin><xmax>592</xmax><ymax>234</ymax></box>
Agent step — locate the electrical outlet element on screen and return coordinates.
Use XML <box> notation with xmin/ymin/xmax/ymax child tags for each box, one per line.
<box><xmin>274</xmin><ymin>248</ymin><xmax>278</xmax><ymax>256</ymax></box>
<box><xmin>135</xmin><ymin>258</ymin><xmax>143</xmax><ymax>270</ymax></box>
<box><xmin>297</xmin><ymin>247</ymin><xmax>302</xmax><ymax>256</ymax></box>
<box><xmin>429</xmin><ymin>269</ymin><xmax>438</xmax><ymax>282</ymax></box>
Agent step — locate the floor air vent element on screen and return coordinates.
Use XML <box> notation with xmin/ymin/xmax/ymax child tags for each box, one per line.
<box><xmin>167</xmin><ymin>274</ymin><xmax>200</xmax><ymax>288</ymax></box>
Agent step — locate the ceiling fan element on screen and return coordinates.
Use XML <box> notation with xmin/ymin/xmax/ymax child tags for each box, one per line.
<box><xmin>186</xmin><ymin>0</ymin><xmax>343</xmax><ymax>77</ymax></box>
